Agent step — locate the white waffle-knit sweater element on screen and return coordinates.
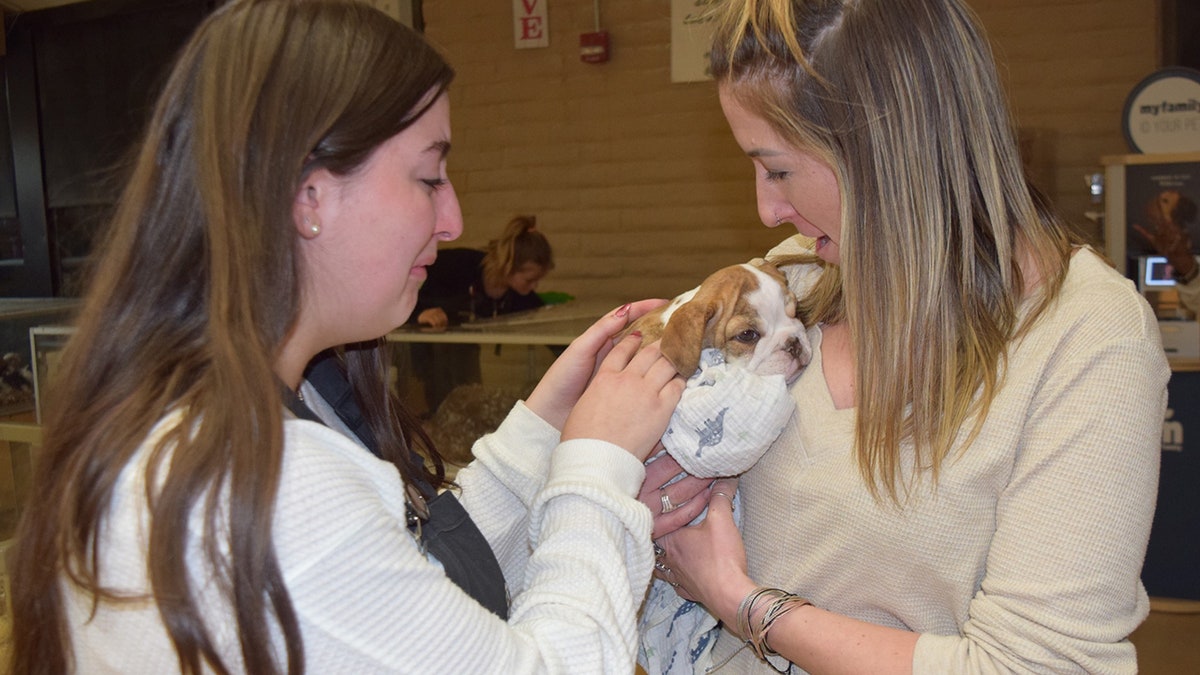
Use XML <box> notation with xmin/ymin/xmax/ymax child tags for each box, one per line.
<box><xmin>65</xmin><ymin>400</ymin><xmax>653</xmax><ymax>673</ymax></box>
<box><xmin>708</xmin><ymin>242</ymin><xmax>1169</xmax><ymax>673</ymax></box>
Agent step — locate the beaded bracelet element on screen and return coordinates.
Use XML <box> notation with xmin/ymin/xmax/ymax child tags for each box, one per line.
<box><xmin>735</xmin><ymin>586</ymin><xmax>812</xmax><ymax>661</ymax></box>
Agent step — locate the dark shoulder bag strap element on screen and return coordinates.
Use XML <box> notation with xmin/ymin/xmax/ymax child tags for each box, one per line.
<box><xmin>298</xmin><ymin>353</ymin><xmax>510</xmax><ymax>619</ymax></box>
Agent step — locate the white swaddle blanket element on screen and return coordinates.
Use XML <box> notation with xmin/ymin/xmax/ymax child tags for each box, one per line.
<box><xmin>637</xmin><ymin>348</ymin><xmax>796</xmax><ymax>674</ymax></box>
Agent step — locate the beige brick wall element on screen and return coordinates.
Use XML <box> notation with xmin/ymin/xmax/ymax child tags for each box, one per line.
<box><xmin>974</xmin><ymin>0</ymin><xmax>1159</xmax><ymax>238</ymax></box>
<box><xmin>423</xmin><ymin>0</ymin><xmax>1159</xmax><ymax>306</ymax></box>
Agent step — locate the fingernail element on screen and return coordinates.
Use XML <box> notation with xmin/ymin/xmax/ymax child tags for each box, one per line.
<box><xmin>629</xmin><ymin>330</ymin><xmax>642</xmax><ymax>338</ymax></box>
<box><xmin>615</xmin><ymin>303</ymin><xmax>631</xmax><ymax>318</ymax></box>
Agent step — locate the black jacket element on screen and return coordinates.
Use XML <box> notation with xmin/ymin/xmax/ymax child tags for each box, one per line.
<box><xmin>411</xmin><ymin>248</ymin><xmax>543</xmax><ymax>324</ymax></box>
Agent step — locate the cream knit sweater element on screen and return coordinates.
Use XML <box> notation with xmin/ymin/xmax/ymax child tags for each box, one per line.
<box><xmin>66</xmin><ymin>400</ymin><xmax>652</xmax><ymax>673</ymax></box>
<box><xmin>709</xmin><ymin>243</ymin><xmax>1169</xmax><ymax>673</ymax></box>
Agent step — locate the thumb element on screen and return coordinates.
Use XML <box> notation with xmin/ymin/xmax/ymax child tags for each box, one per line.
<box><xmin>707</xmin><ymin>478</ymin><xmax>739</xmax><ymax>518</ymax></box>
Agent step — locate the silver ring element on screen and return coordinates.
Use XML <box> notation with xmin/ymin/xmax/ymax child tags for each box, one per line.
<box><xmin>655</xmin><ymin>560</ymin><xmax>671</xmax><ymax>574</ymax></box>
<box><xmin>711</xmin><ymin>491</ymin><xmax>735</xmax><ymax>511</ymax></box>
<box><xmin>660</xmin><ymin>492</ymin><xmax>676</xmax><ymax>514</ymax></box>
<box><xmin>653</xmin><ymin>542</ymin><xmax>665</xmax><ymax>558</ymax></box>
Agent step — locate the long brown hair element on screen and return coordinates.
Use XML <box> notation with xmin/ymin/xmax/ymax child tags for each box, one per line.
<box><xmin>9</xmin><ymin>1</ymin><xmax>453</xmax><ymax>673</ymax></box>
<box><xmin>710</xmin><ymin>0</ymin><xmax>1078</xmax><ymax>502</ymax></box>
<box><xmin>481</xmin><ymin>214</ymin><xmax>555</xmax><ymax>289</ymax></box>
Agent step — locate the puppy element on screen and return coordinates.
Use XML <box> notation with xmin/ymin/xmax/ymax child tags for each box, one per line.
<box><xmin>634</xmin><ymin>258</ymin><xmax>811</xmax><ymax>675</ymax></box>
<box><xmin>621</xmin><ymin>259</ymin><xmax>811</xmax><ymax>381</ymax></box>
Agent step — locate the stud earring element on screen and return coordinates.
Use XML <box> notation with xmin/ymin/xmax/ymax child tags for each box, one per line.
<box><xmin>304</xmin><ymin>216</ymin><xmax>320</xmax><ymax>237</ymax></box>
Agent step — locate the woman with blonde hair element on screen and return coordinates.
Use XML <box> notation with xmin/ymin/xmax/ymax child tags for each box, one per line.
<box><xmin>411</xmin><ymin>214</ymin><xmax>555</xmax><ymax>413</ymax></box>
<box><xmin>651</xmin><ymin>0</ymin><xmax>1169</xmax><ymax>672</ymax></box>
<box><xmin>8</xmin><ymin>1</ymin><xmax>684</xmax><ymax>672</ymax></box>
<box><xmin>415</xmin><ymin>214</ymin><xmax>555</xmax><ymax>329</ymax></box>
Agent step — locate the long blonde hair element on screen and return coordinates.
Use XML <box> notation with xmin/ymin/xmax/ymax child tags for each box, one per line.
<box><xmin>711</xmin><ymin>0</ymin><xmax>1077</xmax><ymax>501</ymax></box>
<box><xmin>9</xmin><ymin>1</ymin><xmax>453</xmax><ymax>673</ymax></box>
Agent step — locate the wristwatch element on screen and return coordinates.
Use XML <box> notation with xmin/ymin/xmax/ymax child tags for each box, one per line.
<box><xmin>1173</xmin><ymin>263</ymin><xmax>1200</xmax><ymax>285</ymax></box>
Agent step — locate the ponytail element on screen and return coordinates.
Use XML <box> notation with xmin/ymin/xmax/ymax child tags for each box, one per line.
<box><xmin>482</xmin><ymin>214</ymin><xmax>554</xmax><ymax>288</ymax></box>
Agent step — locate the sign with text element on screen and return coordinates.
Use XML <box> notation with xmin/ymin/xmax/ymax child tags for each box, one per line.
<box><xmin>514</xmin><ymin>0</ymin><xmax>549</xmax><ymax>49</ymax></box>
<box><xmin>1123</xmin><ymin>68</ymin><xmax>1200</xmax><ymax>154</ymax></box>
<box><xmin>671</xmin><ymin>0</ymin><xmax>718</xmax><ymax>83</ymax></box>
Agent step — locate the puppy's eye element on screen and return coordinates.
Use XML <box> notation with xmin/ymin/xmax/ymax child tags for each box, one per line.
<box><xmin>733</xmin><ymin>329</ymin><xmax>761</xmax><ymax>343</ymax></box>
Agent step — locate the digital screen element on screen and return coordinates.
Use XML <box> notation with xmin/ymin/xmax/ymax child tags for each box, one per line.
<box><xmin>1144</xmin><ymin>256</ymin><xmax>1177</xmax><ymax>287</ymax></box>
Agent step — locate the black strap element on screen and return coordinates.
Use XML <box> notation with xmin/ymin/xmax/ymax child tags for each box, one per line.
<box><xmin>421</xmin><ymin>491</ymin><xmax>511</xmax><ymax>618</ymax></box>
<box><xmin>303</xmin><ymin>356</ymin><xmax>381</xmax><ymax>459</ymax></box>
<box><xmin>294</xmin><ymin>353</ymin><xmax>509</xmax><ymax>619</ymax></box>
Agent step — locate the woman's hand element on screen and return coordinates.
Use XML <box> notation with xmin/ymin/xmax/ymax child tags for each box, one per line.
<box><xmin>559</xmin><ymin>334</ymin><xmax>684</xmax><ymax>460</ymax></box>
<box><xmin>526</xmin><ymin>299</ymin><xmax>668</xmax><ymax>430</ymax></box>
<box><xmin>654</xmin><ymin>478</ymin><xmax>755</xmax><ymax>622</ymax></box>
<box><xmin>417</xmin><ymin>307</ymin><xmax>449</xmax><ymax>330</ymax></box>
<box><xmin>638</xmin><ymin>452</ymin><xmax>713</xmax><ymax>539</ymax></box>
<box><xmin>559</xmin><ymin>333</ymin><xmax>686</xmax><ymax>458</ymax></box>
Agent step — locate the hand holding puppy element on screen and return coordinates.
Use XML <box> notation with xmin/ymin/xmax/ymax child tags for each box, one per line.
<box><xmin>654</xmin><ymin>478</ymin><xmax>753</xmax><ymax>617</ymax></box>
<box><xmin>638</xmin><ymin>452</ymin><xmax>713</xmax><ymax>539</ymax></box>
<box><xmin>560</xmin><ymin>335</ymin><xmax>685</xmax><ymax>461</ymax></box>
<box><xmin>526</xmin><ymin>299</ymin><xmax>675</xmax><ymax>432</ymax></box>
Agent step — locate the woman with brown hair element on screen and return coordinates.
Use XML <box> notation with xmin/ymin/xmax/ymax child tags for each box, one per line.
<box><xmin>8</xmin><ymin>1</ymin><xmax>683</xmax><ymax>672</ymax></box>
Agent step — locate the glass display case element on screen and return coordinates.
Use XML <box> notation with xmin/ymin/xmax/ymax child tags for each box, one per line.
<box><xmin>29</xmin><ymin>324</ymin><xmax>74</xmax><ymax>424</ymax></box>
<box><xmin>0</xmin><ymin>299</ymin><xmax>76</xmax><ymax>421</ymax></box>
<box><xmin>0</xmin><ymin>300</ymin><xmax>72</xmax><ymax>644</ymax></box>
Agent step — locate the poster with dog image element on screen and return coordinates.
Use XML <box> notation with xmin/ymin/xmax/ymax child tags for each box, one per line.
<box><xmin>1124</xmin><ymin>161</ymin><xmax>1200</xmax><ymax>278</ymax></box>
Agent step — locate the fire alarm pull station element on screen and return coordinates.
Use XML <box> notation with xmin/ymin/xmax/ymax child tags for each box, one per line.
<box><xmin>580</xmin><ymin>31</ymin><xmax>609</xmax><ymax>63</ymax></box>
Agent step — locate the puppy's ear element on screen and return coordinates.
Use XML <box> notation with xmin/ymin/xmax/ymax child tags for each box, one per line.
<box><xmin>617</xmin><ymin>308</ymin><xmax>666</xmax><ymax>344</ymax></box>
<box><xmin>659</xmin><ymin>300</ymin><xmax>712</xmax><ymax>377</ymax></box>
<box><xmin>661</xmin><ymin>265</ymin><xmax>759</xmax><ymax>375</ymax></box>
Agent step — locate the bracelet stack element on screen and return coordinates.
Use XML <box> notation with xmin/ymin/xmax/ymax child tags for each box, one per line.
<box><xmin>735</xmin><ymin>586</ymin><xmax>812</xmax><ymax>660</ymax></box>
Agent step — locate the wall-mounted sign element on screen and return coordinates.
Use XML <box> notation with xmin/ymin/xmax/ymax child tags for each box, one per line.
<box><xmin>361</xmin><ymin>0</ymin><xmax>414</xmax><ymax>27</ymax></box>
<box><xmin>514</xmin><ymin>0</ymin><xmax>549</xmax><ymax>49</ymax></box>
<box><xmin>671</xmin><ymin>0</ymin><xmax>718</xmax><ymax>83</ymax></box>
<box><xmin>1123</xmin><ymin>67</ymin><xmax>1200</xmax><ymax>154</ymax></box>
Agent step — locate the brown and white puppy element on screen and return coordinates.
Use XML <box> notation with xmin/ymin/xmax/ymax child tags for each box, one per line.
<box><xmin>622</xmin><ymin>260</ymin><xmax>811</xmax><ymax>381</ymax></box>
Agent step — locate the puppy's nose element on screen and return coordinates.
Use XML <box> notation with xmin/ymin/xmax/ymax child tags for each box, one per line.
<box><xmin>785</xmin><ymin>336</ymin><xmax>811</xmax><ymax>365</ymax></box>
